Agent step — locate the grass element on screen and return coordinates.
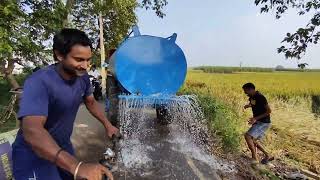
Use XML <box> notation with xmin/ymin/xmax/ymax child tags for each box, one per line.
<box><xmin>193</xmin><ymin>66</ymin><xmax>320</xmax><ymax>74</ymax></box>
<box><xmin>179</xmin><ymin>86</ymin><xmax>241</xmax><ymax>151</ymax></box>
<box><xmin>0</xmin><ymin>115</ymin><xmax>17</xmax><ymax>133</ymax></box>
<box><xmin>259</xmin><ymin>168</ymin><xmax>281</xmax><ymax>180</ymax></box>
<box><xmin>182</xmin><ymin>70</ymin><xmax>320</xmax><ymax>173</ymax></box>
<box><xmin>194</xmin><ymin>66</ymin><xmax>274</xmax><ymax>73</ymax></box>
<box><xmin>185</xmin><ymin>71</ymin><xmax>320</xmax><ymax>110</ymax></box>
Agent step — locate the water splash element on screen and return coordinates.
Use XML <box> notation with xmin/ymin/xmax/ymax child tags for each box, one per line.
<box><xmin>167</xmin><ymin>125</ymin><xmax>235</xmax><ymax>173</ymax></box>
<box><xmin>117</xmin><ymin>94</ymin><xmax>236</xmax><ymax>176</ymax></box>
<box><xmin>119</xmin><ymin>138</ymin><xmax>154</xmax><ymax>168</ymax></box>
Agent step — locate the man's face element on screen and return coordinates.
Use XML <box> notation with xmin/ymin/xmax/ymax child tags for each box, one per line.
<box><xmin>56</xmin><ymin>44</ymin><xmax>92</xmax><ymax>77</ymax></box>
<box><xmin>243</xmin><ymin>88</ymin><xmax>255</xmax><ymax>97</ymax></box>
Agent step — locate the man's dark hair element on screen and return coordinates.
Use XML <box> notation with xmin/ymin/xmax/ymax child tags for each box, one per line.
<box><xmin>53</xmin><ymin>28</ymin><xmax>92</xmax><ymax>61</ymax></box>
<box><xmin>242</xmin><ymin>83</ymin><xmax>255</xmax><ymax>90</ymax></box>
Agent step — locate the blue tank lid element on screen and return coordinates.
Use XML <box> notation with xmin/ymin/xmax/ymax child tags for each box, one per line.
<box><xmin>109</xmin><ymin>27</ymin><xmax>187</xmax><ymax>96</ymax></box>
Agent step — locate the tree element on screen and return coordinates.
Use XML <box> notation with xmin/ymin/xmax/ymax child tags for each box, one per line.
<box><xmin>0</xmin><ymin>0</ymin><xmax>66</xmax><ymax>89</ymax></box>
<box><xmin>69</xmin><ymin>0</ymin><xmax>138</xmax><ymax>66</ymax></box>
<box><xmin>298</xmin><ymin>63</ymin><xmax>308</xmax><ymax>69</ymax></box>
<box><xmin>275</xmin><ymin>65</ymin><xmax>285</xmax><ymax>71</ymax></box>
<box><xmin>0</xmin><ymin>0</ymin><xmax>168</xmax><ymax>89</ymax></box>
<box><xmin>255</xmin><ymin>0</ymin><xmax>320</xmax><ymax>59</ymax></box>
<box><xmin>71</xmin><ymin>0</ymin><xmax>137</xmax><ymax>50</ymax></box>
<box><xmin>71</xmin><ymin>0</ymin><xmax>168</xmax><ymax>50</ymax></box>
<box><xmin>141</xmin><ymin>0</ymin><xmax>168</xmax><ymax>18</ymax></box>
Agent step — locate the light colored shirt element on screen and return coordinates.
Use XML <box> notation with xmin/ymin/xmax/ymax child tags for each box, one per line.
<box><xmin>88</xmin><ymin>69</ymin><xmax>100</xmax><ymax>79</ymax></box>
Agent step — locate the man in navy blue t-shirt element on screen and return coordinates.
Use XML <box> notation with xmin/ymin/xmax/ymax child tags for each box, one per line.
<box><xmin>12</xmin><ymin>29</ymin><xmax>117</xmax><ymax>180</ymax></box>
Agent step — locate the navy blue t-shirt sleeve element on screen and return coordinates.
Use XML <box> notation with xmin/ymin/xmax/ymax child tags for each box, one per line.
<box><xmin>83</xmin><ymin>74</ymin><xmax>93</xmax><ymax>97</ymax></box>
<box><xmin>18</xmin><ymin>77</ymin><xmax>49</xmax><ymax>120</ymax></box>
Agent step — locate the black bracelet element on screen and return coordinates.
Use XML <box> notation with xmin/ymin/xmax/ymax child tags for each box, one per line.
<box><xmin>54</xmin><ymin>148</ymin><xmax>64</xmax><ymax>164</ymax></box>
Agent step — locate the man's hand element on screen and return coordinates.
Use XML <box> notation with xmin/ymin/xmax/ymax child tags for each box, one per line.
<box><xmin>248</xmin><ymin>117</ymin><xmax>256</xmax><ymax>125</ymax></box>
<box><xmin>105</xmin><ymin>125</ymin><xmax>119</xmax><ymax>138</ymax></box>
<box><xmin>84</xmin><ymin>95</ymin><xmax>119</xmax><ymax>138</ymax></box>
<box><xmin>76</xmin><ymin>163</ymin><xmax>113</xmax><ymax>180</ymax></box>
<box><xmin>244</xmin><ymin>104</ymin><xmax>251</xmax><ymax>109</ymax></box>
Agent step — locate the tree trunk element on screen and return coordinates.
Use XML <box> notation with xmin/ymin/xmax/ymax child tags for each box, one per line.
<box><xmin>99</xmin><ymin>8</ymin><xmax>106</xmax><ymax>97</ymax></box>
<box><xmin>4</xmin><ymin>73</ymin><xmax>20</xmax><ymax>90</ymax></box>
<box><xmin>62</xmin><ymin>0</ymin><xmax>75</xmax><ymax>27</ymax></box>
<box><xmin>2</xmin><ymin>58</ymin><xmax>20</xmax><ymax>90</ymax></box>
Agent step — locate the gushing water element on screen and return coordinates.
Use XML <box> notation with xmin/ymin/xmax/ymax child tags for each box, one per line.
<box><xmin>117</xmin><ymin>94</ymin><xmax>235</xmax><ymax>178</ymax></box>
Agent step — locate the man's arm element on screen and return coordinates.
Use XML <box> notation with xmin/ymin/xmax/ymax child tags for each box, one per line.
<box><xmin>22</xmin><ymin>116</ymin><xmax>78</xmax><ymax>173</ymax></box>
<box><xmin>22</xmin><ymin>115</ymin><xmax>114</xmax><ymax>179</ymax></box>
<box><xmin>84</xmin><ymin>95</ymin><xmax>118</xmax><ymax>137</ymax></box>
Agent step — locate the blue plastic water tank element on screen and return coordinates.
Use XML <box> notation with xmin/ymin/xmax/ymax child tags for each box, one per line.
<box><xmin>109</xmin><ymin>27</ymin><xmax>187</xmax><ymax>96</ymax></box>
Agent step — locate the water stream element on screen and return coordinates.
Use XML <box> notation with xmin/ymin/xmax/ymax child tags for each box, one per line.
<box><xmin>115</xmin><ymin>95</ymin><xmax>235</xmax><ymax>179</ymax></box>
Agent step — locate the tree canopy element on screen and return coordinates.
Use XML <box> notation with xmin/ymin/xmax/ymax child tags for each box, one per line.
<box><xmin>0</xmin><ymin>0</ymin><xmax>168</xmax><ymax>88</ymax></box>
<box><xmin>255</xmin><ymin>0</ymin><xmax>320</xmax><ymax>60</ymax></box>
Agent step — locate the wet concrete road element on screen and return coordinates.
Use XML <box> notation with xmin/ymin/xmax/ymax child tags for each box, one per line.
<box><xmin>71</xmin><ymin>104</ymin><xmax>232</xmax><ymax>180</ymax></box>
<box><xmin>71</xmin><ymin>103</ymin><xmax>111</xmax><ymax>163</ymax></box>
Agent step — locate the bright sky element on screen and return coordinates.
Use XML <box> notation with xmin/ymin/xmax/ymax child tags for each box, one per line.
<box><xmin>136</xmin><ymin>0</ymin><xmax>320</xmax><ymax>68</ymax></box>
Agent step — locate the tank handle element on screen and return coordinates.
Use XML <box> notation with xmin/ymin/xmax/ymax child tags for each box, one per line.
<box><xmin>132</xmin><ymin>25</ymin><xmax>141</xmax><ymax>36</ymax></box>
<box><xmin>166</xmin><ymin>33</ymin><xmax>177</xmax><ymax>42</ymax></box>
<box><xmin>121</xmin><ymin>25</ymin><xmax>140</xmax><ymax>44</ymax></box>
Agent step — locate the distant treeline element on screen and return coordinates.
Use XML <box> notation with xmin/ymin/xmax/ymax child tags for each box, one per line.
<box><xmin>193</xmin><ymin>66</ymin><xmax>320</xmax><ymax>73</ymax></box>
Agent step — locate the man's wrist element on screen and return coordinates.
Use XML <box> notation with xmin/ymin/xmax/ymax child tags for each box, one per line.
<box><xmin>69</xmin><ymin>161</ymin><xmax>79</xmax><ymax>175</ymax></box>
<box><xmin>53</xmin><ymin>148</ymin><xmax>63</xmax><ymax>164</ymax></box>
<box><xmin>103</xmin><ymin>119</ymin><xmax>112</xmax><ymax>129</ymax></box>
<box><xmin>56</xmin><ymin>151</ymin><xmax>79</xmax><ymax>175</ymax></box>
